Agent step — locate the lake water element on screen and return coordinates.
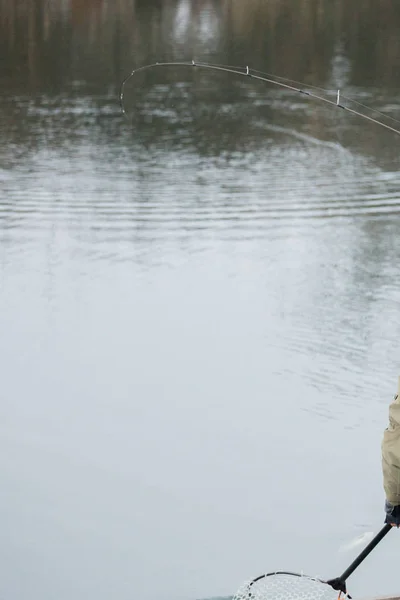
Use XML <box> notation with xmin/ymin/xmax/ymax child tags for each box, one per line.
<box><xmin>1</xmin><ymin>2</ymin><xmax>400</xmax><ymax>600</ymax></box>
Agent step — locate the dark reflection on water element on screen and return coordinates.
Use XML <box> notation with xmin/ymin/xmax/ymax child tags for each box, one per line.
<box><xmin>2</xmin><ymin>0</ymin><xmax>400</xmax><ymax>89</ymax></box>
<box><xmin>1</xmin><ymin>3</ymin><xmax>400</xmax><ymax>600</ymax></box>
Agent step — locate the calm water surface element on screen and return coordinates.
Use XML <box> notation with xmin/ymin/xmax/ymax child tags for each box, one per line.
<box><xmin>1</xmin><ymin>2</ymin><xmax>400</xmax><ymax>600</ymax></box>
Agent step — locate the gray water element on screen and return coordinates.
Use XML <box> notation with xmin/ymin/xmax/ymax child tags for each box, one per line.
<box><xmin>1</xmin><ymin>2</ymin><xmax>400</xmax><ymax>600</ymax></box>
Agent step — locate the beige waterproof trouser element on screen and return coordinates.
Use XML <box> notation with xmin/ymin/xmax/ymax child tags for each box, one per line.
<box><xmin>382</xmin><ymin>377</ymin><xmax>400</xmax><ymax>506</ymax></box>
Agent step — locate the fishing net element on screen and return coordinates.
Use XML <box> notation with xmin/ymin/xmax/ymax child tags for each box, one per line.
<box><xmin>232</xmin><ymin>572</ymin><xmax>342</xmax><ymax>600</ymax></box>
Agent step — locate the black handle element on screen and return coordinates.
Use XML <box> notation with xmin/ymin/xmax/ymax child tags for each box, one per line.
<box><xmin>327</xmin><ymin>523</ymin><xmax>392</xmax><ymax>595</ymax></box>
<box><xmin>339</xmin><ymin>523</ymin><xmax>392</xmax><ymax>581</ymax></box>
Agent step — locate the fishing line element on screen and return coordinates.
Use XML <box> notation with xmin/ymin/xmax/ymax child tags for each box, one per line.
<box><xmin>120</xmin><ymin>60</ymin><xmax>400</xmax><ymax>137</ymax></box>
<box><xmin>119</xmin><ymin>60</ymin><xmax>398</xmax><ymax>598</ymax></box>
<box><xmin>249</xmin><ymin>66</ymin><xmax>400</xmax><ymax>128</ymax></box>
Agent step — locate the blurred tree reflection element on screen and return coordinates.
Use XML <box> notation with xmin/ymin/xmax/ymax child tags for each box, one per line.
<box><xmin>1</xmin><ymin>0</ymin><xmax>400</xmax><ymax>92</ymax></box>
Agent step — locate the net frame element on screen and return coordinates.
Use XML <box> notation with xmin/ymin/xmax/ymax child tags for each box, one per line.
<box><xmin>230</xmin><ymin>524</ymin><xmax>392</xmax><ymax>600</ymax></box>
<box><xmin>232</xmin><ymin>571</ymin><xmax>347</xmax><ymax>600</ymax></box>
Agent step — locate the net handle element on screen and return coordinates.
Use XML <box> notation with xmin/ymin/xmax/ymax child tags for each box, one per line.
<box><xmin>326</xmin><ymin>523</ymin><xmax>392</xmax><ymax>594</ymax></box>
<box><xmin>246</xmin><ymin>525</ymin><xmax>392</xmax><ymax>598</ymax></box>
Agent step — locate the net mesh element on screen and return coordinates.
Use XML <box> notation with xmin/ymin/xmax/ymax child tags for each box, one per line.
<box><xmin>232</xmin><ymin>573</ymin><xmax>340</xmax><ymax>600</ymax></box>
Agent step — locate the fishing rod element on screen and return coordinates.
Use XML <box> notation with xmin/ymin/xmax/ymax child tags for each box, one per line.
<box><xmin>120</xmin><ymin>60</ymin><xmax>400</xmax><ymax>137</ymax></box>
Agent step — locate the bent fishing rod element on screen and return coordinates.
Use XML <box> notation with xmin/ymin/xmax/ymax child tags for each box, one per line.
<box><xmin>120</xmin><ymin>60</ymin><xmax>400</xmax><ymax>138</ymax></box>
